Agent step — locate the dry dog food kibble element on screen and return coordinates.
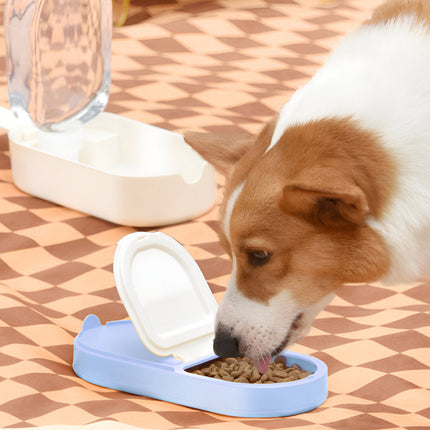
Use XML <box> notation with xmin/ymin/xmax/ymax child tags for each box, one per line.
<box><xmin>188</xmin><ymin>356</ymin><xmax>312</xmax><ymax>384</ymax></box>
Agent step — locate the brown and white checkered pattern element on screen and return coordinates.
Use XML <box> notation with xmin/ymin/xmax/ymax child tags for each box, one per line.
<box><xmin>0</xmin><ymin>0</ymin><xmax>429</xmax><ymax>429</ymax></box>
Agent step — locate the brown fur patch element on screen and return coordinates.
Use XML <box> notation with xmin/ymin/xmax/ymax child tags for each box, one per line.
<box><xmin>228</xmin><ymin>117</ymin><xmax>397</xmax><ymax>305</ymax></box>
<box><xmin>367</xmin><ymin>0</ymin><xmax>430</xmax><ymax>28</ymax></box>
<box><xmin>277</xmin><ymin>118</ymin><xmax>397</xmax><ymax>222</ymax></box>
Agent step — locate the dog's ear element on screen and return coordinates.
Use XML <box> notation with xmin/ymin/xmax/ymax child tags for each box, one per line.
<box><xmin>184</xmin><ymin>131</ymin><xmax>254</xmax><ymax>176</ymax></box>
<box><xmin>279</xmin><ymin>167</ymin><xmax>369</xmax><ymax>227</ymax></box>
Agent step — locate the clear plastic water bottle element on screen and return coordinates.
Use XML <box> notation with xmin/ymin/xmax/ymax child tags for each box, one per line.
<box><xmin>4</xmin><ymin>0</ymin><xmax>112</xmax><ymax>158</ymax></box>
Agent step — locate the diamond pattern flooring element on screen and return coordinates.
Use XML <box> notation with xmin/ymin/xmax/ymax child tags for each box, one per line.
<box><xmin>0</xmin><ymin>0</ymin><xmax>429</xmax><ymax>429</ymax></box>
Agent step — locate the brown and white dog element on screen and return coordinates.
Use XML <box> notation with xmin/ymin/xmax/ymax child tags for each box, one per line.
<box><xmin>185</xmin><ymin>0</ymin><xmax>430</xmax><ymax>373</ymax></box>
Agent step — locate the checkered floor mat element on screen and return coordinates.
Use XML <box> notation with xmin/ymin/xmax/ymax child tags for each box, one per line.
<box><xmin>1</xmin><ymin>0</ymin><xmax>429</xmax><ymax>428</ymax></box>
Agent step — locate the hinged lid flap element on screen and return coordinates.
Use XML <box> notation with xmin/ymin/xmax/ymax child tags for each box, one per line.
<box><xmin>114</xmin><ymin>232</ymin><xmax>218</xmax><ymax>362</ymax></box>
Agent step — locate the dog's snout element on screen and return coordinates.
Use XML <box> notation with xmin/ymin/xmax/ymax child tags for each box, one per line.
<box><xmin>213</xmin><ymin>327</ymin><xmax>241</xmax><ymax>358</ymax></box>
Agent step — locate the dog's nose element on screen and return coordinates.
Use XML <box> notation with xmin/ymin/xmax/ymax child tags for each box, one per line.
<box><xmin>213</xmin><ymin>327</ymin><xmax>241</xmax><ymax>357</ymax></box>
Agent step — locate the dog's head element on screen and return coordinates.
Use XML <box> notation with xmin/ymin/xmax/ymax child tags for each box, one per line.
<box><xmin>185</xmin><ymin>117</ymin><xmax>393</xmax><ymax>372</ymax></box>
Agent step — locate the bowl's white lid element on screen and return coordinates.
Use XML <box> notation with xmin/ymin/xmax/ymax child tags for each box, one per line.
<box><xmin>113</xmin><ymin>231</ymin><xmax>218</xmax><ymax>362</ymax></box>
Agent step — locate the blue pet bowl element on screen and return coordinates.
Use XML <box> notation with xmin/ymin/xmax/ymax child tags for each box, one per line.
<box><xmin>72</xmin><ymin>232</ymin><xmax>328</xmax><ymax>417</ymax></box>
<box><xmin>73</xmin><ymin>315</ymin><xmax>327</xmax><ymax>417</ymax></box>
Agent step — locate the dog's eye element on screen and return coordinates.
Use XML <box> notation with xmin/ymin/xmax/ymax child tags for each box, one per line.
<box><xmin>248</xmin><ymin>250</ymin><xmax>271</xmax><ymax>266</ymax></box>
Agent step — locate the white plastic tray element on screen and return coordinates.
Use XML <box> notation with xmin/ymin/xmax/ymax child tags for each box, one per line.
<box><xmin>1</xmin><ymin>107</ymin><xmax>216</xmax><ymax>226</ymax></box>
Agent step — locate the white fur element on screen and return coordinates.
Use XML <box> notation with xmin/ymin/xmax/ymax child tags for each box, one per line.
<box><xmin>269</xmin><ymin>16</ymin><xmax>430</xmax><ymax>285</ymax></box>
<box><xmin>216</xmin><ymin>261</ymin><xmax>301</xmax><ymax>360</ymax></box>
<box><xmin>223</xmin><ymin>182</ymin><xmax>244</xmax><ymax>243</ymax></box>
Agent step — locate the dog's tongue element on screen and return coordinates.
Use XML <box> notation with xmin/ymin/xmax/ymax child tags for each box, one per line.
<box><xmin>254</xmin><ymin>355</ymin><xmax>271</xmax><ymax>374</ymax></box>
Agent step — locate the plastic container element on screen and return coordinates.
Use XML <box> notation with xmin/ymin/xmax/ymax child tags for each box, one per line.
<box><xmin>4</xmin><ymin>0</ymin><xmax>112</xmax><ymax>158</ymax></box>
<box><xmin>0</xmin><ymin>107</ymin><xmax>217</xmax><ymax>227</ymax></box>
<box><xmin>2</xmin><ymin>2</ymin><xmax>215</xmax><ymax>227</ymax></box>
<box><xmin>73</xmin><ymin>232</ymin><xmax>328</xmax><ymax>417</ymax></box>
